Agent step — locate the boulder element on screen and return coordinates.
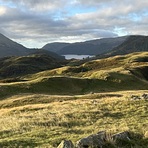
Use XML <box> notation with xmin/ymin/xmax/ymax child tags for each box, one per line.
<box><xmin>76</xmin><ymin>131</ymin><xmax>106</xmax><ymax>148</ymax></box>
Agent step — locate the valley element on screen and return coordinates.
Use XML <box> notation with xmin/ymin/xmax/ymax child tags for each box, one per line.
<box><xmin>0</xmin><ymin>34</ymin><xmax>148</xmax><ymax>147</ymax></box>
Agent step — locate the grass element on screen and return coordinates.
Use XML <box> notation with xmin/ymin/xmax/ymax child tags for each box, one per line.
<box><xmin>0</xmin><ymin>52</ymin><xmax>148</xmax><ymax>147</ymax></box>
<box><xmin>0</xmin><ymin>91</ymin><xmax>148</xmax><ymax>147</ymax></box>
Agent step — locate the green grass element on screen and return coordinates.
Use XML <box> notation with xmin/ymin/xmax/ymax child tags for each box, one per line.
<box><xmin>0</xmin><ymin>91</ymin><xmax>148</xmax><ymax>147</ymax></box>
<box><xmin>0</xmin><ymin>52</ymin><xmax>148</xmax><ymax>147</ymax></box>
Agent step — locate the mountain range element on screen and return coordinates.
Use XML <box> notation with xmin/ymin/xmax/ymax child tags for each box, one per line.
<box><xmin>98</xmin><ymin>35</ymin><xmax>148</xmax><ymax>58</ymax></box>
<box><xmin>0</xmin><ymin>33</ymin><xmax>64</xmax><ymax>60</ymax></box>
<box><xmin>42</xmin><ymin>36</ymin><xmax>127</xmax><ymax>55</ymax></box>
<box><xmin>0</xmin><ymin>33</ymin><xmax>148</xmax><ymax>60</ymax></box>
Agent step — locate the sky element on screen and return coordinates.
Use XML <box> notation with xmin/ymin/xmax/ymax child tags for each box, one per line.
<box><xmin>0</xmin><ymin>0</ymin><xmax>148</xmax><ymax>48</ymax></box>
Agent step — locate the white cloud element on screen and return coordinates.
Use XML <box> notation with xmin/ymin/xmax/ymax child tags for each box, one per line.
<box><xmin>0</xmin><ymin>0</ymin><xmax>147</xmax><ymax>48</ymax></box>
<box><xmin>0</xmin><ymin>0</ymin><xmax>69</xmax><ymax>12</ymax></box>
<box><xmin>0</xmin><ymin>6</ymin><xmax>6</xmax><ymax>15</ymax></box>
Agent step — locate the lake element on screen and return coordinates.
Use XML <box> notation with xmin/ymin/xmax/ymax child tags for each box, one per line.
<box><xmin>63</xmin><ymin>54</ymin><xmax>95</xmax><ymax>60</ymax></box>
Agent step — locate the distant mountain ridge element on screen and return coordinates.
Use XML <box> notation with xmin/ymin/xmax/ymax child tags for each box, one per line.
<box><xmin>98</xmin><ymin>35</ymin><xmax>148</xmax><ymax>58</ymax></box>
<box><xmin>42</xmin><ymin>42</ymin><xmax>70</xmax><ymax>53</ymax></box>
<box><xmin>0</xmin><ymin>33</ymin><xmax>29</xmax><ymax>57</ymax></box>
<box><xmin>0</xmin><ymin>33</ymin><xmax>148</xmax><ymax>60</ymax></box>
<box><xmin>42</xmin><ymin>36</ymin><xmax>127</xmax><ymax>55</ymax></box>
<box><xmin>0</xmin><ymin>33</ymin><xmax>65</xmax><ymax>60</ymax></box>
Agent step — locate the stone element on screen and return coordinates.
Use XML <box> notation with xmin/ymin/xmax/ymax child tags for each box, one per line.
<box><xmin>112</xmin><ymin>131</ymin><xmax>130</xmax><ymax>141</ymax></box>
<box><xmin>76</xmin><ymin>131</ymin><xmax>106</xmax><ymax>148</ymax></box>
<box><xmin>57</xmin><ymin>140</ymin><xmax>74</xmax><ymax>148</ymax></box>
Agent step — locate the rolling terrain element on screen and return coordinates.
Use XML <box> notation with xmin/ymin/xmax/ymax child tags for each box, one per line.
<box><xmin>0</xmin><ymin>33</ymin><xmax>148</xmax><ymax>147</ymax></box>
<box><xmin>0</xmin><ymin>52</ymin><xmax>148</xmax><ymax>98</ymax></box>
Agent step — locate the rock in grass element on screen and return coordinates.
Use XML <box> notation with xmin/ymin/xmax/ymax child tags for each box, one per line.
<box><xmin>112</xmin><ymin>131</ymin><xmax>130</xmax><ymax>141</ymax></box>
<box><xmin>57</xmin><ymin>140</ymin><xmax>74</xmax><ymax>148</ymax></box>
<box><xmin>76</xmin><ymin>131</ymin><xmax>106</xmax><ymax>148</ymax></box>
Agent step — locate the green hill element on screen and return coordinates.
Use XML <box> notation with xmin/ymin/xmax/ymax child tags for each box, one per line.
<box><xmin>0</xmin><ymin>52</ymin><xmax>148</xmax><ymax>147</ymax></box>
<box><xmin>0</xmin><ymin>53</ymin><xmax>67</xmax><ymax>79</ymax></box>
<box><xmin>0</xmin><ymin>52</ymin><xmax>148</xmax><ymax>98</ymax></box>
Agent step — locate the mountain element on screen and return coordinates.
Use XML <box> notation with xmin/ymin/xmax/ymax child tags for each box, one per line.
<box><xmin>42</xmin><ymin>42</ymin><xmax>70</xmax><ymax>53</ymax></box>
<box><xmin>98</xmin><ymin>35</ymin><xmax>148</xmax><ymax>58</ymax></box>
<box><xmin>0</xmin><ymin>33</ymin><xmax>65</xmax><ymax>62</ymax></box>
<box><xmin>0</xmin><ymin>33</ymin><xmax>29</xmax><ymax>58</ymax></box>
<box><xmin>42</xmin><ymin>36</ymin><xmax>127</xmax><ymax>55</ymax></box>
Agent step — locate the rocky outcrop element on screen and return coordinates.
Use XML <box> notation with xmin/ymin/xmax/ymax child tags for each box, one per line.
<box><xmin>57</xmin><ymin>131</ymin><xmax>131</xmax><ymax>148</ymax></box>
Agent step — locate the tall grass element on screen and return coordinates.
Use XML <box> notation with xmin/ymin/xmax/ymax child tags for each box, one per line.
<box><xmin>0</xmin><ymin>91</ymin><xmax>148</xmax><ymax>147</ymax></box>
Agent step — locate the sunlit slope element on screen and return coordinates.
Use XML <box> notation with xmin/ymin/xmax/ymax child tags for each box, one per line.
<box><xmin>0</xmin><ymin>52</ymin><xmax>148</xmax><ymax>98</ymax></box>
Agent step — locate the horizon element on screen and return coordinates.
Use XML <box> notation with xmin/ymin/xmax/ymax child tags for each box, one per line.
<box><xmin>0</xmin><ymin>32</ymin><xmax>147</xmax><ymax>49</ymax></box>
<box><xmin>0</xmin><ymin>0</ymin><xmax>148</xmax><ymax>48</ymax></box>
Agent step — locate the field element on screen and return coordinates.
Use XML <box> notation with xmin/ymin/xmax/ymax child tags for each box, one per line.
<box><xmin>0</xmin><ymin>91</ymin><xmax>148</xmax><ymax>147</ymax></box>
<box><xmin>0</xmin><ymin>52</ymin><xmax>148</xmax><ymax>147</ymax></box>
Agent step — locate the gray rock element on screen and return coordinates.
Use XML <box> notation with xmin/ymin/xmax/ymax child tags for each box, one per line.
<box><xmin>76</xmin><ymin>131</ymin><xmax>106</xmax><ymax>148</ymax></box>
<box><xmin>57</xmin><ymin>140</ymin><xmax>74</xmax><ymax>148</ymax></box>
<box><xmin>112</xmin><ymin>131</ymin><xmax>130</xmax><ymax>141</ymax></box>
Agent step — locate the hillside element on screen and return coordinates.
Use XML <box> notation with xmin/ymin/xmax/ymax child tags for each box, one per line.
<box><xmin>0</xmin><ymin>33</ymin><xmax>30</xmax><ymax>58</ymax></box>
<box><xmin>42</xmin><ymin>36</ymin><xmax>127</xmax><ymax>55</ymax></box>
<box><xmin>0</xmin><ymin>52</ymin><xmax>148</xmax><ymax>98</ymax></box>
<box><xmin>42</xmin><ymin>42</ymin><xmax>70</xmax><ymax>53</ymax></box>
<box><xmin>98</xmin><ymin>35</ymin><xmax>148</xmax><ymax>58</ymax></box>
<box><xmin>0</xmin><ymin>53</ymin><xmax>67</xmax><ymax>79</ymax></box>
<box><xmin>0</xmin><ymin>52</ymin><xmax>148</xmax><ymax>147</ymax></box>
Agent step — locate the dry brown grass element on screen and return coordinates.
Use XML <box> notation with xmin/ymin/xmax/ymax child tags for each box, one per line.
<box><xmin>0</xmin><ymin>90</ymin><xmax>148</xmax><ymax>147</ymax></box>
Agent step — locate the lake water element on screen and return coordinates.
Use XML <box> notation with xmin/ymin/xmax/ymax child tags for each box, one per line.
<box><xmin>63</xmin><ymin>54</ymin><xmax>95</xmax><ymax>60</ymax></box>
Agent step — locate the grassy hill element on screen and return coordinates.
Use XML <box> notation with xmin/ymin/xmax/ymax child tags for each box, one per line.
<box><xmin>0</xmin><ymin>53</ymin><xmax>67</xmax><ymax>79</ymax></box>
<box><xmin>0</xmin><ymin>52</ymin><xmax>148</xmax><ymax>98</ymax></box>
<box><xmin>0</xmin><ymin>52</ymin><xmax>148</xmax><ymax>147</ymax></box>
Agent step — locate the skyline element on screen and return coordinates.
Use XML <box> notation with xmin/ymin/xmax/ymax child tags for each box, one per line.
<box><xmin>0</xmin><ymin>0</ymin><xmax>148</xmax><ymax>48</ymax></box>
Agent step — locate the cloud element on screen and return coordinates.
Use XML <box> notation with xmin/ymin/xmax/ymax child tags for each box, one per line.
<box><xmin>0</xmin><ymin>0</ymin><xmax>69</xmax><ymax>12</ymax></box>
<box><xmin>0</xmin><ymin>0</ymin><xmax>147</xmax><ymax>48</ymax></box>
<box><xmin>0</xmin><ymin>6</ymin><xmax>6</xmax><ymax>15</ymax></box>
